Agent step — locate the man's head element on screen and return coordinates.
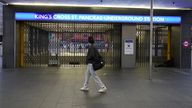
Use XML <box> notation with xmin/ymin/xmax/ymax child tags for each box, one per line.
<box><xmin>88</xmin><ymin>36</ymin><xmax>95</xmax><ymax>44</ymax></box>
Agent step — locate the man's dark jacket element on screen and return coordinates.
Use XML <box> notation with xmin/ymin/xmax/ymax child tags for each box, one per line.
<box><xmin>86</xmin><ymin>44</ymin><xmax>96</xmax><ymax>64</ymax></box>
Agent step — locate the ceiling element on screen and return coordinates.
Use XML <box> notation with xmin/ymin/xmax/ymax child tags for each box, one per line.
<box><xmin>1</xmin><ymin>0</ymin><xmax>192</xmax><ymax>10</ymax></box>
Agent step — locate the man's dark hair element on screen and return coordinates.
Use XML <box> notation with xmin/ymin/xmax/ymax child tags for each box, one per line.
<box><xmin>88</xmin><ymin>36</ymin><xmax>95</xmax><ymax>44</ymax></box>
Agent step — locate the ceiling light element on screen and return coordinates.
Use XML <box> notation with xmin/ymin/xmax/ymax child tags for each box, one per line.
<box><xmin>9</xmin><ymin>2</ymin><xmax>192</xmax><ymax>10</ymax></box>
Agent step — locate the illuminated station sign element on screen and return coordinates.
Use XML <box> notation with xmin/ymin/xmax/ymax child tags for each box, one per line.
<box><xmin>15</xmin><ymin>12</ymin><xmax>181</xmax><ymax>24</ymax></box>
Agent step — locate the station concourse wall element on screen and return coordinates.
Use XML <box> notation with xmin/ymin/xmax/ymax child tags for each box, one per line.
<box><xmin>3</xmin><ymin>5</ymin><xmax>191</xmax><ymax>68</ymax></box>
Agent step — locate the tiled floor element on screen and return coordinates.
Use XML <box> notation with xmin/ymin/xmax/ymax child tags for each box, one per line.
<box><xmin>0</xmin><ymin>67</ymin><xmax>192</xmax><ymax>108</ymax></box>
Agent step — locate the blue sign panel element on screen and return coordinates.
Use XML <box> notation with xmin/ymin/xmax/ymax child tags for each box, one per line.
<box><xmin>15</xmin><ymin>12</ymin><xmax>181</xmax><ymax>24</ymax></box>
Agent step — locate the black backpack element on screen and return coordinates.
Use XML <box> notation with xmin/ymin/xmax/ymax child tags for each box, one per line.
<box><xmin>92</xmin><ymin>48</ymin><xmax>105</xmax><ymax>71</ymax></box>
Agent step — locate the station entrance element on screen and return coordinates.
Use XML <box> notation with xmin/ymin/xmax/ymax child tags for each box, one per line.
<box><xmin>16</xmin><ymin>22</ymin><xmax>121</xmax><ymax>68</ymax></box>
<box><xmin>136</xmin><ymin>25</ymin><xmax>178</xmax><ymax>67</ymax></box>
<box><xmin>16</xmin><ymin>21</ymin><xmax>179</xmax><ymax>68</ymax></box>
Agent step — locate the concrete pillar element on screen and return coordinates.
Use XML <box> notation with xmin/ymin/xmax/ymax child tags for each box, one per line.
<box><xmin>121</xmin><ymin>24</ymin><xmax>136</xmax><ymax>68</ymax></box>
<box><xmin>3</xmin><ymin>6</ymin><xmax>15</xmax><ymax>68</ymax></box>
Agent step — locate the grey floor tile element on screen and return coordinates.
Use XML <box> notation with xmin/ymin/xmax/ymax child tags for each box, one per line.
<box><xmin>1</xmin><ymin>67</ymin><xmax>192</xmax><ymax>108</ymax></box>
<box><xmin>56</xmin><ymin>103</ymin><xmax>73</xmax><ymax>108</ymax></box>
<box><xmin>58</xmin><ymin>97</ymin><xmax>73</xmax><ymax>104</ymax></box>
<box><xmin>39</xmin><ymin>102</ymin><xmax>57</xmax><ymax>108</ymax></box>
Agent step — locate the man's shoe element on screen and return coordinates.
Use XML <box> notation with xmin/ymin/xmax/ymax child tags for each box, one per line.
<box><xmin>98</xmin><ymin>86</ymin><xmax>107</xmax><ymax>93</ymax></box>
<box><xmin>80</xmin><ymin>86</ymin><xmax>89</xmax><ymax>91</ymax></box>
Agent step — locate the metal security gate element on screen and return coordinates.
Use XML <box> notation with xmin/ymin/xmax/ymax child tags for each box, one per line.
<box><xmin>136</xmin><ymin>25</ymin><xmax>169</xmax><ymax>67</ymax></box>
<box><xmin>18</xmin><ymin>22</ymin><xmax>121</xmax><ymax>68</ymax></box>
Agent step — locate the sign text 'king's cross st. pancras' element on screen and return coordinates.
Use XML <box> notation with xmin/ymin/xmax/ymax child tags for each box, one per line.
<box><xmin>15</xmin><ymin>12</ymin><xmax>181</xmax><ymax>24</ymax></box>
